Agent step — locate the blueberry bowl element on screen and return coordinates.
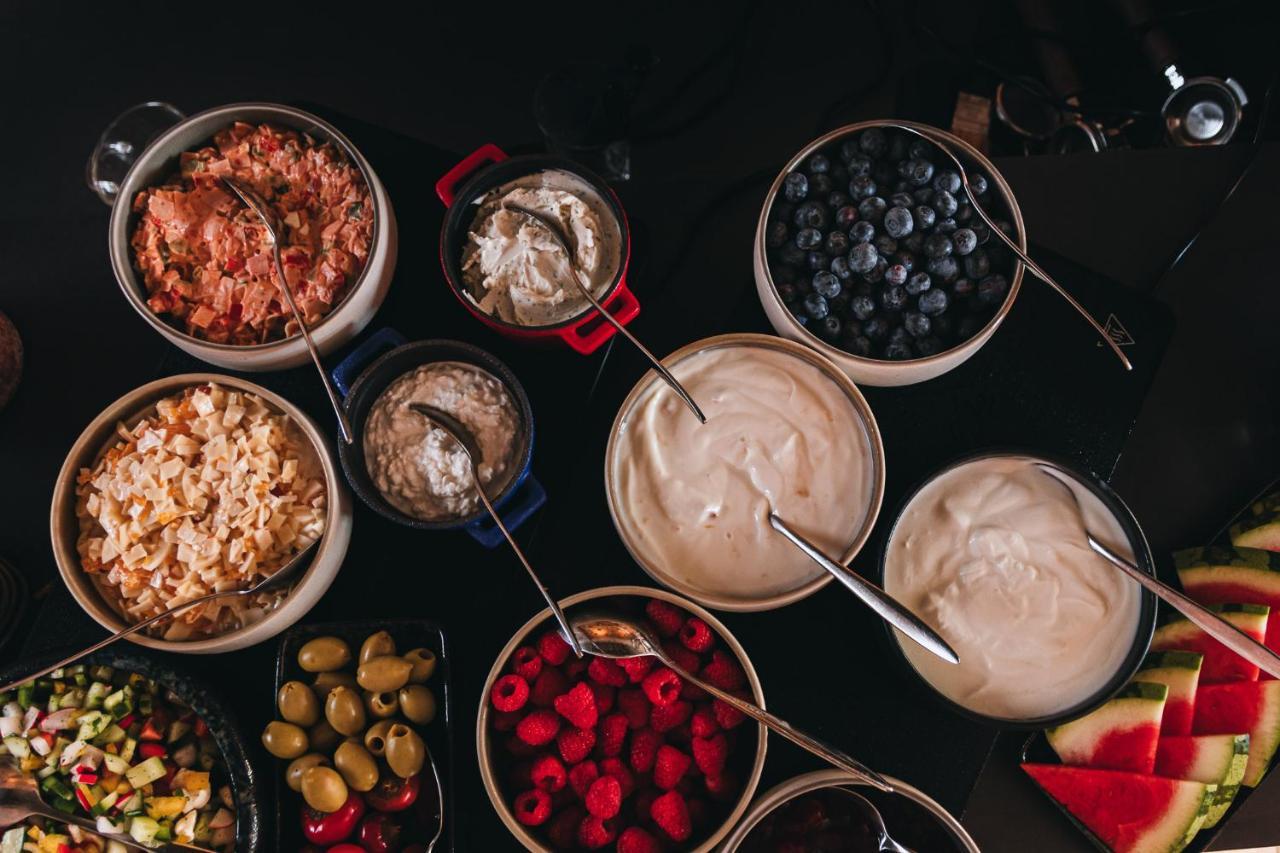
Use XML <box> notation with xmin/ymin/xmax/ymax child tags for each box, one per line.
<box><xmin>754</xmin><ymin>120</ymin><xmax>1027</xmax><ymax>387</ymax></box>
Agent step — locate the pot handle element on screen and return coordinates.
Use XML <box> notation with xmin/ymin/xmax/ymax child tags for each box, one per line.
<box><xmin>332</xmin><ymin>328</ymin><xmax>409</xmax><ymax>398</ymax></box>
<box><xmin>464</xmin><ymin>474</ymin><xmax>547</xmax><ymax>548</ymax></box>
<box><xmin>435</xmin><ymin>143</ymin><xmax>509</xmax><ymax>206</ymax></box>
<box><xmin>559</xmin><ymin>282</ymin><xmax>641</xmax><ymax>355</ymax></box>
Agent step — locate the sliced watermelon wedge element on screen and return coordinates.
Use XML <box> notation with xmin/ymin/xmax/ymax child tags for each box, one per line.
<box><xmin>1192</xmin><ymin>680</ymin><xmax>1280</xmax><ymax>787</ymax></box>
<box><xmin>1176</xmin><ymin>546</ymin><xmax>1280</xmax><ymax>678</ymax></box>
<box><xmin>1154</xmin><ymin>734</ymin><xmax>1249</xmax><ymax>827</ymax></box>
<box><xmin>1229</xmin><ymin>495</ymin><xmax>1280</xmax><ymax>552</ymax></box>
<box><xmin>1047</xmin><ymin>682</ymin><xmax>1167</xmax><ymax>774</ymax></box>
<box><xmin>1136</xmin><ymin>651</ymin><xmax>1204</xmax><ymax>736</ymax></box>
<box><xmin>1150</xmin><ymin>604</ymin><xmax>1270</xmax><ymax>683</ymax></box>
<box><xmin>1022</xmin><ymin>763</ymin><xmax>1214</xmax><ymax>853</ymax></box>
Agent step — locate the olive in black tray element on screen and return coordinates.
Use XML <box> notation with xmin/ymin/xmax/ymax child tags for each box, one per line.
<box><xmin>765</xmin><ymin>126</ymin><xmax>1016</xmax><ymax>362</ymax></box>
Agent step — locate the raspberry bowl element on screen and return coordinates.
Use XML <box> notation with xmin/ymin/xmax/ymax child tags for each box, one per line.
<box><xmin>477</xmin><ymin>585</ymin><xmax>768</xmax><ymax>852</ymax></box>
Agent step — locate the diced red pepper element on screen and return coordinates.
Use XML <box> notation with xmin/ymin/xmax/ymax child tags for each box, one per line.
<box><xmin>193</xmin><ymin>718</ymin><xmax>209</xmax><ymax>738</ymax></box>
<box><xmin>139</xmin><ymin>717</ymin><xmax>165</xmax><ymax>742</ymax></box>
<box><xmin>75</xmin><ymin>787</ymin><xmax>94</xmax><ymax>811</ymax></box>
<box><xmin>117</xmin><ymin>714</ymin><xmax>136</xmax><ymax>730</ymax></box>
<box><xmin>139</xmin><ymin>742</ymin><xmax>167</xmax><ymax>759</ymax></box>
<box><xmin>74</xmin><ymin>772</ymin><xmax>100</xmax><ymax>785</ymax></box>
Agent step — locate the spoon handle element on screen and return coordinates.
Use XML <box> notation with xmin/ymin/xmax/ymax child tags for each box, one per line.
<box><xmin>768</xmin><ymin>514</ymin><xmax>960</xmax><ymax>665</ymax></box>
<box><xmin>1087</xmin><ymin>536</ymin><xmax>1280</xmax><ymax>679</ymax></box>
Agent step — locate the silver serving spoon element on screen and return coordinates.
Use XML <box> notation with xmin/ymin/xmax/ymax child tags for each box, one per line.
<box><xmin>569</xmin><ymin>609</ymin><xmax>894</xmax><ymax>792</ymax></box>
<box><xmin>1036</xmin><ymin>461</ymin><xmax>1280</xmax><ymax>679</ymax></box>
<box><xmin>501</xmin><ymin>202</ymin><xmax>707</xmax><ymax>424</ymax></box>
<box><xmin>768</xmin><ymin>513</ymin><xmax>959</xmax><ymax>665</ymax></box>
<box><xmin>408</xmin><ymin>403</ymin><xmax>582</xmax><ymax>658</ymax></box>
<box><xmin>0</xmin><ymin>541</ymin><xmax>317</xmax><ymax>694</ymax></box>
<box><xmin>420</xmin><ymin>739</ymin><xmax>445</xmax><ymax>853</ymax></box>
<box><xmin>884</xmin><ymin>123</ymin><xmax>1132</xmax><ymax>372</ymax></box>
<box><xmin>220</xmin><ymin>176</ymin><xmax>355</xmax><ymax>444</ymax></box>
<box><xmin>0</xmin><ymin>762</ymin><xmax>211</xmax><ymax>851</ymax></box>
<box><xmin>833</xmin><ymin>787</ymin><xmax>914</xmax><ymax>853</ymax></box>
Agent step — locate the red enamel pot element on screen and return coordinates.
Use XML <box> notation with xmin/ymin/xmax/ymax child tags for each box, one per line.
<box><xmin>435</xmin><ymin>144</ymin><xmax>639</xmax><ymax>354</ymax></box>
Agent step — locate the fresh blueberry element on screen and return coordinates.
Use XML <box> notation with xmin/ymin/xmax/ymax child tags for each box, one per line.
<box><xmin>858</xmin><ymin>196</ymin><xmax>887</xmax><ymax>223</ymax></box>
<box><xmin>848</xmin><ymin>242</ymin><xmax>879</xmax><ymax>273</ymax></box>
<box><xmin>863</xmin><ymin>316</ymin><xmax>889</xmax><ymax>341</ymax></box>
<box><xmin>783</xmin><ymin>172</ymin><xmax>809</xmax><ymax>202</ymax></box>
<box><xmin>803</xmin><ymin>292</ymin><xmax>830</xmax><ymax>319</ymax></box>
<box><xmin>795</xmin><ymin>227</ymin><xmax>823</xmax><ymax>250</ymax></box>
<box><xmin>931</xmin><ymin>313</ymin><xmax>954</xmax><ymax>339</ymax></box>
<box><xmin>829</xmin><ymin>291</ymin><xmax>850</xmax><ymax>314</ymax></box>
<box><xmin>849</xmin><ymin>175</ymin><xmax>877</xmax><ymax>200</ymax></box>
<box><xmin>888</xmin><ymin>324</ymin><xmax>911</xmax><ymax>346</ymax></box>
<box><xmin>818</xmin><ymin>314</ymin><xmax>843</xmax><ymax>340</ymax></box>
<box><xmin>885</xmin><ymin>264</ymin><xmax>908</xmax><ymax>287</ymax></box>
<box><xmin>953</xmin><ymin>228</ymin><xmax>977</xmax><ymax>255</ymax></box>
<box><xmin>971</xmin><ymin>221</ymin><xmax>991</xmax><ymax>245</ymax></box>
<box><xmin>963</xmin><ymin>249</ymin><xmax>990</xmax><ymax>278</ymax></box>
<box><xmin>767</xmin><ymin>221</ymin><xmax>788</xmax><ymax>249</ymax></box>
<box><xmin>850</xmin><ymin>294</ymin><xmax>876</xmax><ymax>320</ymax></box>
<box><xmin>889</xmin><ymin>192</ymin><xmax>915</xmax><ymax>210</ymax></box>
<box><xmin>977</xmin><ymin>274</ymin><xmax>1008</xmax><ymax>305</ymax></box>
<box><xmin>884</xmin><ymin>206</ymin><xmax>914</xmax><ymax>238</ymax></box>
<box><xmin>844</xmin><ymin>334</ymin><xmax>873</xmax><ymax>357</ymax></box>
<box><xmin>913</xmin><ymin>205</ymin><xmax>937</xmax><ymax>230</ymax></box>
<box><xmin>969</xmin><ymin>173</ymin><xmax>989</xmax><ymax>196</ymax></box>
<box><xmin>892</xmin><ymin>180</ymin><xmax>913</xmax><ymax>195</ymax></box>
<box><xmin>916</xmin><ymin>336</ymin><xmax>944</xmax><ymax>356</ymax></box>
<box><xmin>874</xmin><ymin>235</ymin><xmax>898</xmax><ymax>256</ymax></box>
<box><xmin>847</xmin><ymin>154</ymin><xmax>872</xmax><ymax>176</ymax></box>
<box><xmin>864</xmin><ymin>257</ymin><xmax>888</xmax><ymax>284</ymax></box>
<box><xmin>779</xmin><ymin>244</ymin><xmax>806</xmax><ymax>267</ymax></box>
<box><xmin>793</xmin><ymin>201</ymin><xmax>828</xmax><ymax>230</ymax></box>
<box><xmin>890</xmin><ymin>134</ymin><xmax>911</xmax><ymax>162</ymax></box>
<box><xmin>907</xmin><ymin>139</ymin><xmax>933</xmax><ymax>159</ymax></box>
<box><xmin>880</xmin><ymin>285</ymin><xmax>907</xmax><ymax>312</ymax></box>
<box><xmin>884</xmin><ymin>340</ymin><xmax>914</xmax><ymax>360</ymax></box>
<box><xmin>951</xmin><ymin>277</ymin><xmax>975</xmax><ymax>297</ymax></box>
<box><xmin>923</xmin><ymin>233</ymin><xmax>953</xmax><ymax>259</ymax></box>
<box><xmin>995</xmin><ymin>219</ymin><xmax>1015</xmax><ymax>239</ymax></box>
<box><xmin>954</xmin><ymin>202</ymin><xmax>974</xmax><ymax>224</ymax></box>
<box><xmin>835</xmin><ymin>205</ymin><xmax>859</xmax><ymax>230</ymax></box>
<box><xmin>812</xmin><ymin>271</ymin><xmax>842</xmax><ymax>299</ymax></box>
<box><xmin>932</xmin><ymin>190</ymin><xmax>958</xmax><ymax>218</ymax></box>
<box><xmin>871</xmin><ymin>160</ymin><xmax>897</xmax><ymax>187</ymax></box>
<box><xmin>850</xmin><ymin>221</ymin><xmax>876</xmax><ymax>244</ymax></box>
<box><xmin>859</xmin><ymin>128</ymin><xmax>888</xmax><ymax>157</ymax></box>
<box><xmin>831</xmin><ymin>165</ymin><xmax>849</xmax><ymax>186</ymax></box>
<box><xmin>935</xmin><ymin>218</ymin><xmax>958</xmax><ymax>234</ymax></box>
<box><xmin>774</xmin><ymin>265</ymin><xmax>799</xmax><ymax>288</ymax></box>
<box><xmin>893</xmin><ymin>251</ymin><xmax>917</xmax><ymax>274</ymax></box>
<box><xmin>904</xmin><ymin>311</ymin><xmax>931</xmax><ymax>338</ymax></box>
<box><xmin>905</xmin><ymin>159</ymin><xmax>935</xmax><ymax>186</ymax></box>
<box><xmin>806</xmin><ymin>251</ymin><xmax>830</xmax><ymax>271</ymax></box>
<box><xmin>903</xmin><ymin>232</ymin><xmax>925</xmax><ymax>253</ymax></box>
<box><xmin>933</xmin><ymin>170</ymin><xmax>961</xmax><ymax>194</ymax></box>
<box><xmin>772</xmin><ymin>201</ymin><xmax>795</xmax><ymax>224</ymax></box>
<box><xmin>810</xmin><ymin>174</ymin><xmax>833</xmax><ymax>195</ymax></box>
<box><xmin>926</xmin><ymin>255</ymin><xmax>959</xmax><ymax>282</ymax></box>
<box><xmin>912</xmin><ymin>187</ymin><xmax>934</xmax><ymax>204</ymax></box>
<box><xmin>825</xmin><ymin>230</ymin><xmax>850</xmax><ymax>256</ymax></box>
<box><xmin>827</xmin><ymin>191</ymin><xmax>850</xmax><ymax>210</ymax></box>
<box><xmin>806</xmin><ymin>153</ymin><xmax>831</xmax><ymax>175</ymax></box>
<box><xmin>918</xmin><ymin>288</ymin><xmax>950</xmax><ymax>316</ymax></box>
<box><xmin>905</xmin><ymin>271</ymin><xmax>932</xmax><ymax>295</ymax></box>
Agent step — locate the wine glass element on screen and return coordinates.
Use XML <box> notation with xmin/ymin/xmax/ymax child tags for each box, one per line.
<box><xmin>85</xmin><ymin>101</ymin><xmax>185</xmax><ymax>205</ymax></box>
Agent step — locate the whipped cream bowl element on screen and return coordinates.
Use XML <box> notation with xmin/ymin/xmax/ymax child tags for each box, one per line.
<box><xmin>878</xmin><ymin>451</ymin><xmax>1157</xmax><ymax>728</ymax></box>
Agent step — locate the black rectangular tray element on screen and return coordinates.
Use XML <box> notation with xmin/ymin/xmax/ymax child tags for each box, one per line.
<box><xmin>272</xmin><ymin>618</ymin><xmax>455</xmax><ymax>852</ymax></box>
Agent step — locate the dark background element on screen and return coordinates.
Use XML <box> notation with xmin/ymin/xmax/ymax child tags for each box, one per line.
<box><xmin>2</xmin><ymin>1</ymin><xmax>1279</xmax><ymax>850</ymax></box>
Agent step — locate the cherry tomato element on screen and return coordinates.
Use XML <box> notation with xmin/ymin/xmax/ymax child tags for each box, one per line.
<box><xmin>302</xmin><ymin>791</ymin><xmax>366</xmax><ymax>845</ymax></box>
<box><xmin>325</xmin><ymin>846</ymin><xmax>365</xmax><ymax>853</ymax></box>
<box><xmin>358</xmin><ymin>812</ymin><xmax>404</xmax><ymax>853</ymax></box>
<box><xmin>366</xmin><ymin>772</ymin><xmax>420</xmax><ymax>812</ymax></box>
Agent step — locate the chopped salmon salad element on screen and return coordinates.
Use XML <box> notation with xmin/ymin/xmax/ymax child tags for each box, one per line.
<box><xmin>129</xmin><ymin>122</ymin><xmax>373</xmax><ymax>345</ymax></box>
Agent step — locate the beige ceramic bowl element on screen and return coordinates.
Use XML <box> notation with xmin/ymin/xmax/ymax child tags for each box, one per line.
<box><xmin>754</xmin><ymin>120</ymin><xmax>1026</xmax><ymax>387</ymax></box>
<box><xmin>50</xmin><ymin>373</ymin><xmax>353</xmax><ymax>653</ymax></box>
<box><xmin>477</xmin><ymin>585</ymin><xmax>768</xmax><ymax>852</ymax></box>
<box><xmin>604</xmin><ymin>333</ymin><xmax>886</xmax><ymax>611</ymax></box>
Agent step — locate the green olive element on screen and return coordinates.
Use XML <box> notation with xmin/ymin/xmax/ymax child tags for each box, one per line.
<box><xmin>324</xmin><ymin>686</ymin><xmax>367</xmax><ymax>737</ymax></box>
<box><xmin>285</xmin><ymin>753</ymin><xmax>329</xmax><ymax>792</ymax></box>
<box><xmin>359</xmin><ymin>630</ymin><xmax>397</xmax><ymax>664</ymax></box>
<box><xmin>403</xmin><ymin>648</ymin><xmax>437</xmax><ymax>683</ymax></box>
<box><xmin>309</xmin><ymin>719</ymin><xmax>340</xmax><ymax>753</ymax></box>
<box><xmin>298</xmin><ymin>636</ymin><xmax>353</xmax><ymax>673</ymax></box>
<box><xmin>384</xmin><ymin>723</ymin><xmax>426</xmax><ymax>778</ymax></box>
<box><xmin>312</xmin><ymin>671</ymin><xmax>358</xmax><ymax>696</ymax></box>
<box><xmin>397</xmin><ymin>685</ymin><xmax>437</xmax><ymax>725</ymax></box>
<box><xmin>364</xmin><ymin>719</ymin><xmax>394</xmax><ymax>757</ymax></box>
<box><xmin>300</xmin><ymin>766</ymin><xmax>349</xmax><ymax>813</ymax></box>
<box><xmin>261</xmin><ymin>721</ymin><xmax>308</xmax><ymax>760</ymax></box>
<box><xmin>277</xmin><ymin>681</ymin><xmax>320</xmax><ymax>727</ymax></box>
<box><xmin>364</xmin><ymin>689</ymin><xmax>399</xmax><ymax>720</ymax></box>
<box><xmin>356</xmin><ymin>656</ymin><xmax>413</xmax><ymax>693</ymax></box>
<box><xmin>334</xmin><ymin>740</ymin><xmax>380</xmax><ymax>792</ymax></box>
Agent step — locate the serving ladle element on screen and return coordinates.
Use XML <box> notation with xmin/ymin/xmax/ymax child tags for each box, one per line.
<box><xmin>833</xmin><ymin>787</ymin><xmax>914</xmax><ymax>853</ymax></box>
<box><xmin>408</xmin><ymin>402</ymin><xmax>582</xmax><ymax>658</ymax></box>
<box><xmin>1036</xmin><ymin>461</ymin><xmax>1280</xmax><ymax>679</ymax></box>
<box><xmin>220</xmin><ymin>176</ymin><xmax>355</xmax><ymax>444</ymax></box>
<box><xmin>569</xmin><ymin>609</ymin><xmax>894</xmax><ymax>792</ymax></box>
<box><xmin>501</xmin><ymin>202</ymin><xmax>707</xmax><ymax>424</ymax></box>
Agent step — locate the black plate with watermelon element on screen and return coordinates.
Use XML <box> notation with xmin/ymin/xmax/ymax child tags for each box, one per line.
<box><xmin>1020</xmin><ymin>480</ymin><xmax>1280</xmax><ymax>853</ymax></box>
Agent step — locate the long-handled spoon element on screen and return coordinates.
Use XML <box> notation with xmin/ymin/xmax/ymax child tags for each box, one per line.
<box><xmin>408</xmin><ymin>403</ymin><xmax>582</xmax><ymax>658</ymax></box>
<box><xmin>420</xmin><ymin>739</ymin><xmax>445</xmax><ymax>853</ymax></box>
<box><xmin>501</xmin><ymin>202</ymin><xmax>707</xmax><ymax>424</ymax></box>
<box><xmin>1036</xmin><ymin>461</ymin><xmax>1280</xmax><ymax>679</ymax></box>
<box><xmin>569</xmin><ymin>609</ymin><xmax>894</xmax><ymax>792</ymax></box>
<box><xmin>220</xmin><ymin>176</ymin><xmax>355</xmax><ymax>444</ymax></box>
<box><xmin>768</xmin><ymin>513</ymin><xmax>960</xmax><ymax>665</ymax></box>
<box><xmin>0</xmin><ymin>541</ymin><xmax>318</xmax><ymax>694</ymax></box>
<box><xmin>833</xmin><ymin>787</ymin><xmax>914</xmax><ymax>853</ymax></box>
<box><xmin>884</xmin><ymin>123</ymin><xmax>1132</xmax><ymax>372</ymax></box>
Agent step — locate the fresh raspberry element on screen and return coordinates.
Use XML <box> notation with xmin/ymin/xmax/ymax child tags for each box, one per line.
<box><xmin>557</xmin><ymin>725</ymin><xmax>597</xmax><ymax>764</ymax></box>
<box><xmin>679</xmin><ymin>617</ymin><xmax>715</xmax><ymax>653</ymax></box>
<box><xmin>617</xmin><ymin>688</ymin><xmax>650</xmax><ymax>730</ymax></box>
<box><xmin>599</xmin><ymin>713</ymin><xmax>629</xmax><ymax>757</ymax></box>
<box><xmin>513</xmin><ymin>788</ymin><xmax>552</xmax><ymax>826</ymax></box>
<box><xmin>692</xmin><ymin>733</ymin><xmax>728</xmax><ymax>777</ymax></box>
<box><xmin>530</xmin><ymin>667</ymin><xmax>568</xmax><ymax>708</ymax></box>
<box><xmin>665</xmin><ymin>721</ymin><xmax>693</xmax><ymax>748</ymax></box>
<box><xmin>530</xmin><ymin>753</ymin><xmax>567</xmax><ymax>792</ymax></box>
<box><xmin>642</xmin><ymin>667</ymin><xmax>683</xmax><ymax>707</ymax></box>
<box><xmin>653</xmin><ymin>744</ymin><xmax>692</xmax><ymax>790</ymax></box>
<box><xmin>538</xmin><ymin>629</ymin><xmax>572</xmax><ymax>665</ymax></box>
<box><xmin>680</xmin><ymin>680</ymin><xmax>708</xmax><ymax>702</ymax></box>
<box><xmin>511</xmin><ymin>645</ymin><xmax>543</xmax><ymax>681</ymax></box>
<box><xmin>587</xmin><ymin>657</ymin><xmax>628</xmax><ymax>687</ymax></box>
<box><xmin>577</xmin><ymin>814</ymin><xmax>618</xmax><ymax>850</ymax></box>
<box><xmin>617</xmin><ymin>826</ymin><xmax>662</xmax><ymax>853</ymax></box>
<box><xmin>554</xmin><ymin>681</ymin><xmax>599</xmax><ymax>730</ymax></box>
<box><xmin>516</xmin><ymin>709</ymin><xmax>561</xmax><ymax>746</ymax></box>
<box><xmin>650</xmin><ymin>789</ymin><xmax>692</xmax><ymax>842</ymax></box>
<box><xmin>568</xmin><ymin>759</ymin><xmax>600</xmax><ymax>799</ymax></box>
<box><xmin>620</xmin><ymin>656</ymin><xmax>655</xmax><ymax>684</ymax></box>
<box><xmin>505</xmin><ymin>732</ymin><xmax>539</xmax><ymax>758</ymax></box>
<box><xmin>584</xmin><ymin>774</ymin><xmax>622</xmax><ymax>818</ymax></box>
<box><xmin>645</xmin><ymin>599</ymin><xmax>685</xmax><ymax>638</ymax></box>
<box><xmin>599</xmin><ymin>757</ymin><xmax>635</xmax><ymax>798</ymax></box>
<box><xmin>546</xmin><ymin>805</ymin><xmax>584</xmax><ymax>850</ymax></box>
<box><xmin>564</xmin><ymin>657</ymin><xmax>589</xmax><ymax>680</ymax></box>
<box><xmin>650</xmin><ymin>699</ymin><xmax>692</xmax><ymax>733</ymax></box>
<box><xmin>661</xmin><ymin>640</ymin><xmax>702</xmax><ymax>676</ymax></box>
<box><xmin>491</xmin><ymin>709</ymin><xmax>522</xmax><ymax>732</ymax></box>
<box><xmin>589</xmin><ymin>682</ymin><xmax>616</xmax><ymax>714</ymax></box>
<box><xmin>712</xmin><ymin>697</ymin><xmax>748</xmax><ymax>729</ymax></box>
<box><xmin>629</xmin><ymin>727</ymin><xmax>662</xmax><ymax>773</ymax></box>
<box><xmin>702</xmin><ymin>650</ymin><xmax>746</xmax><ymax>691</ymax></box>
<box><xmin>690</xmin><ymin>706</ymin><xmax>719</xmax><ymax>738</ymax></box>
<box><xmin>490</xmin><ymin>674</ymin><xmax>529</xmax><ymax>713</ymax></box>
<box><xmin>705</xmin><ymin>769</ymin><xmax>738</xmax><ymax>801</ymax></box>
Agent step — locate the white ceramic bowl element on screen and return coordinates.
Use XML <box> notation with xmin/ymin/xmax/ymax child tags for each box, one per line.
<box><xmin>50</xmin><ymin>374</ymin><xmax>353</xmax><ymax>653</ymax></box>
<box><xmin>754</xmin><ymin>120</ymin><xmax>1026</xmax><ymax>387</ymax></box>
<box><xmin>604</xmin><ymin>333</ymin><xmax>886</xmax><ymax>611</ymax></box>
<box><xmin>477</xmin><ymin>585</ymin><xmax>769</xmax><ymax>852</ymax></box>
<box><xmin>108</xmin><ymin>102</ymin><xmax>398</xmax><ymax>371</ymax></box>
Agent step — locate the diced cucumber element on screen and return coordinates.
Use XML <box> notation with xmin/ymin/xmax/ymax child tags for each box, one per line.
<box><xmin>2</xmin><ymin>736</ymin><xmax>29</xmax><ymax>759</ymax></box>
<box><xmin>128</xmin><ymin>815</ymin><xmax>162</xmax><ymax>845</ymax></box>
<box><xmin>86</xmin><ymin>681</ymin><xmax>111</xmax><ymax>710</ymax></box>
<box><xmin>104</xmin><ymin>752</ymin><xmax>130</xmax><ymax>775</ymax></box>
<box><xmin>40</xmin><ymin>773</ymin><xmax>73</xmax><ymax>801</ymax></box>
<box><xmin>76</xmin><ymin>710</ymin><xmax>112</xmax><ymax>742</ymax></box>
<box><xmin>120</xmin><ymin>736</ymin><xmax>138</xmax><ymax>762</ymax></box>
<box><xmin>98</xmin><ymin>723</ymin><xmax>127</xmax><ymax>745</ymax></box>
<box><xmin>104</xmin><ymin>687</ymin><xmax>133</xmax><ymax>720</ymax></box>
<box><xmin>126</xmin><ymin>755</ymin><xmax>168</xmax><ymax>788</ymax></box>
<box><xmin>93</xmin><ymin>789</ymin><xmax>121</xmax><ymax>815</ymax></box>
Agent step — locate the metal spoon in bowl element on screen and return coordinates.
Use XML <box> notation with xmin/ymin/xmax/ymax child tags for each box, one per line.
<box><xmin>0</xmin><ymin>540</ymin><xmax>318</xmax><ymax>695</ymax></box>
<box><xmin>419</xmin><ymin>738</ymin><xmax>445</xmax><ymax>853</ymax></box>
<box><xmin>768</xmin><ymin>512</ymin><xmax>960</xmax><ymax>665</ymax></box>
<box><xmin>408</xmin><ymin>403</ymin><xmax>582</xmax><ymax>658</ymax></box>
<box><xmin>501</xmin><ymin>202</ymin><xmax>707</xmax><ymax>424</ymax></box>
<box><xmin>569</xmin><ymin>609</ymin><xmax>894</xmax><ymax>792</ymax></box>
<box><xmin>1035</xmin><ymin>461</ymin><xmax>1280</xmax><ymax>679</ymax></box>
<box><xmin>220</xmin><ymin>176</ymin><xmax>355</xmax><ymax>444</ymax></box>
<box><xmin>833</xmin><ymin>787</ymin><xmax>914</xmax><ymax>853</ymax></box>
<box><xmin>882</xmin><ymin>123</ymin><xmax>1132</xmax><ymax>372</ymax></box>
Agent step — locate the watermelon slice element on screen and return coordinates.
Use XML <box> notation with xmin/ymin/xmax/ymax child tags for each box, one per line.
<box><xmin>1192</xmin><ymin>680</ymin><xmax>1280</xmax><ymax>787</ymax></box>
<box><xmin>1150</xmin><ymin>604</ymin><xmax>1270</xmax><ymax>683</ymax></box>
<box><xmin>1176</xmin><ymin>546</ymin><xmax>1280</xmax><ymax>677</ymax></box>
<box><xmin>1136</xmin><ymin>651</ymin><xmax>1204</xmax><ymax>736</ymax></box>
<box><xmin>1154</xmin><ymin>734</ymin><xmax>1250</xmax><ymax>827</ymax></box>
<box><xmin>1047</xmin><ymin>682</ymin><xmax>1167</xmax><ymax>773</ymax></box>
<box><xmin>1022</xmin><ymin>763</ymin><xmax>1214</xmax><ymax>853</ymax></box>
<box><xmin>1229</xmin><ymin>494</ymin><xmax>1280</xmax><ymax>551</ymax></box>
